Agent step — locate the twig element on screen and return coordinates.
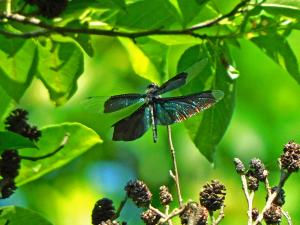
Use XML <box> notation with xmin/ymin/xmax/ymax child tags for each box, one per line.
<box><xmin>282</xmin><ymin>209</ymin><xmax>292</xmax><ymax>225</ymax></box>
<box><xmin>253</xmin><ymin>170</ymin><xmax>291</xmax><ymax>225</ymax></box>
<box><xmin>113</xmin><ymin>195</ymin><xmax>127</xmax><ymax>219</ymax></box>
<box><xmin>263</xmin><ymin>177</ymin><xmax>272</xmax><ymax>196</ymax></box>
<box><xmin>159</xmin><ymin>207</ymin><xmax>184</xmax><ymax>224</ymax></box>
<box><xmin>20</xmin><ymin>133</ymin><xmax>70</xmax><ymax>161</ymax></box>
<box><xmin>0</xmin><ymin>0</ymin><xmax>251</xmax><ymax>39</ymax></box>
<box><xmin>212</xmin><ymin>205</ymin><xmax>225</xmax><ymax>225</ymax></box>
<box><xmin>240</xmin><ymin>174</ymin><xmax>254</xmax><ymax>225</ymax></box>
<box><xmin>149</xmin><ymin>205</ymin><xmax>167</xmax><ymax>219</ymax></box>
<box><xmin>164</xmin><ymin>205</ymin><xmax>173</xmax><ymax>225</ymax></box>
<box><xmin>167</xmin><ymin>125</ymin><xmax>183</xmax><ymax>208</ymax></box>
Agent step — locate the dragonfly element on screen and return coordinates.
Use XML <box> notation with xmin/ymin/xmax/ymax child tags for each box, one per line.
<box><xmin>104</xmin><ymin>72</ymin><xmax>224</xmax><ymax>143</ymax></box>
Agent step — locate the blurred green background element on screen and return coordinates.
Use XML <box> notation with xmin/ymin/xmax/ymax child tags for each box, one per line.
<box><xmin>1</xmin><ymin>30</ymin><xmax>300</xmax><ymax>225</ymax></box>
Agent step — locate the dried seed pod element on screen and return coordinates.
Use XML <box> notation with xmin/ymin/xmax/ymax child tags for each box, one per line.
<box><xmin>0</xmin><ymin>150</ymin><xmax>21</xmax><ymax>179</ymax></box>
<box><xmin>199</xmin><ymin>180</ymin><xmax>226</xmax><ymax>212</ymax></box>
<box><xmin>0</xmin><ymin>180</ymin><xmax>17</xmax><ymax>199</ymax></box>
<box><xmin>280</xmin><ymin>141</ymin><xmax>300</xmax><ymax>172</ymax></box>
<box><xmin>5</xmin><ymin>108</ymin><xmax>41</xmax><ymax>142</ymax></box>
<box><xmin>125</xmin><ymin>180</ymin><xmax>152</xmax><ymax>208</ymax></box>
<box><xmin>252</xmin><ymin>208</ymin><xmax>259</xmax><ymax>221</ymax></box>
<box><xmin>140</xmin><ymin>209</ymin><xmax>160</xmax><ymax>225</ymax></box>
<box><xmin>92</xmin><ymin>198</ymin><xmax>116</xmax><ymax>225</ymax></box>
<box><xmin>249</xmin><ymin>158</ymin><xmax>268</xmax><ymax>181</ymax></box>
<box><xmin>159</xmin><ymin>185</ymin><xmax>173</xmax><ymax>206</ymax></box>
<box><xmin>233</xmin><ymin>158</ymin><xmax>246</xmax><ymax>174</ymax></box>
<box><xmin>180</xmin><ymin>202</ymin><xmax>208</xmax><ymax>225</ymax></box>
<box><xmin>263</xmin><ymin>204</ymin><xmax>282</xmax><ymax>224</ymax></box>
<box><xmin>247</xmin><ymin>175</ymin><xmax>259</xmax><ymax>191</ymax></box>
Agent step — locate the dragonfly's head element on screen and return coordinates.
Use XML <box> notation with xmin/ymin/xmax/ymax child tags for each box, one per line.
<box><xmin>146</xmin><ymin>83</ymin><xmax>159</xmax><ymax>95</ymax></box>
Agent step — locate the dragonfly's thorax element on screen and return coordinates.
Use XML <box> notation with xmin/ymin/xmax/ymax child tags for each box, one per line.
<box><xmin>145</xmin><ymin>83</ymin><xmax>160</xmax><ymax>103</ymax></box>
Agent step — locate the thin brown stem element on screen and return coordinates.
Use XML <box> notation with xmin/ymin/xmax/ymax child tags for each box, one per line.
<box><xmin>167</xmin><ymin>125</ymin><xmax>183</xmax><ymax>208</ymax></box>
<box><xmin>159</xmin><ymin>207</ymin><xmax>184</xmax><ymax>224</ymax></box>
<box><xmin>212</xmin><ymin>205</ymin><xmax>225</xmax><ymax>225</ymax></box>
<box><xmin>253</xmin><ymin>170</ymin><xmax>291</xmax><ymax>225</ymax></box>
<box><xmin>240</xmin><ymin>174</ymin><xmax>254</xmax><ymax>225</ymax></box>
<box><xmin>20</xmin><ymin>133</ymin><xmax>69</xmax><ymax>161</ymax></box>
<box><xmin>149</xmin><ymin>205</ymin><xmax>166</xmax><ymax>219</ymax></box>
<box><xmin>282</xmin><ymin>209</ymin><xmax>292</xmax><ymax>225</ymax></box>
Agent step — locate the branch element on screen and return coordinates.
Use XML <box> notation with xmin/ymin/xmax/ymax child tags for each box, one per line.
<box><xmin>167</xmin><ymin>125</ymin><xmax>183</xmax><ymax>208</ymax></box>
<box><xmin>253</xmin><ymin>170</ymin><xmax>291</xmax><ymax>225</ymax></box>
<box><xmin>240</xmin><ymin>174</ymin><xmax>254</xmax><ymax>225</ymax></box>
<box><xmin>212</xmin><ymin>205</ymin><xmax>225</xmax><ymax>225</ymax></box>
<box><xmin>0</xmin><ymin>0</ymin><xmax>251</xmax><ymax>39</ymax></box>
<box><xmin>20</xmin><ymin>133</ymin><xmax>70</xmax><ymax>161</ymax></box>
<box><xmin>282</xmin><ymin>209</ymin><xmax>293</xmax><ymax>225</ymax></box>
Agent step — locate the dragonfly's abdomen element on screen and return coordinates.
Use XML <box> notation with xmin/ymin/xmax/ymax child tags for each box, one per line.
<box><xmin>149</xmin><ymin>104</ymin><xmax>158</xmax><ymax>143</ymax></box>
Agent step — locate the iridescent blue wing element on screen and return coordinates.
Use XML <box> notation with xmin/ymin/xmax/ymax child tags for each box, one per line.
<box><xmin>155</xmin><ymin>72</ymin><xmax>188</xmax><ymax>95</ymax></box>
<box><xmin>112</xmin><ymin>104</ymin><xmax>151</xmax><ymax>141</ymax></box>
<box><xmin>155</xmin><ymin>90</ymin><xmax>224</xmax><ymax>125</ymax></box>
<box><xmin>104</xmin><ymin>94</ymin><xmax>146</xmax><ymax>113</ymax></box>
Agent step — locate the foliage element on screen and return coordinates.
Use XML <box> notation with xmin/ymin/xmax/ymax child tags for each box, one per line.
<box><xmin>0</xmin><ymin>0</ymin><xmax>300</xmax><ymax>224</ymax></box>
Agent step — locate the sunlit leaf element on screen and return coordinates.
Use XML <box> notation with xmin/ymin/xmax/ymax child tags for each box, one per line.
<box><xmin>0</xmin><ymin>206</ymin><xmax>53</xmax><ymax>225</ymax></box>
<box><xmin>37</xmin><ymin>41</ymin><xmax>84</xmax><ymax>106</ymax></box>
<box><xmin>118</xmin><ymin>37</ymin><xmax>161</xmax><ymax>84</ymax></box>
<box><xmin>0</xmin><ymin>40</ymin><xmax>37</xmax><ymax>101</ymax></box>
<box><xmin>178</xmin><ymin>44</ymin><xmax>235</xmax><ymax>162</ymax></box>
<box><xmin>16</xmin><ymin>122</ymin><xmax>102</xmax><ymax>186</ymax></box>
<box><xmin>0</xmin><ymin>131</ymin><xmax>37</xmax><ymax>152</ymax></box>
<box><xmin>115</xmin><ymin>0</ymin><xmax>180</xmax><ymax>29</ymax></box>
<box><xmin>252</xmin><ymin>35</ymin><xmax>300</xmax><ymax>84</ymax></box>
<box><xmin>177</xmin><ymin>0</ymin><xmax>209</xmax><ymax>26</ymax></box>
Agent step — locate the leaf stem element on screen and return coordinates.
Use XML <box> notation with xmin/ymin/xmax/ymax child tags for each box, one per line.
<box><xmin>167</xmin><ymin>125</ymin><xmax>183</xmax><ymax>208</ymax></box>
<box><xmin>20</xmin><ymin>133</ymin><xmax>70</xmax><ymax>161</ymax></box>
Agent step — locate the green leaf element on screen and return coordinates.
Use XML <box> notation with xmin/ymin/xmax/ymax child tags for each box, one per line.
<box><xmin>0</xmin><ymin>86</ymin><xmax>13</xmax><ymax>122</ymax></box>
<box><xmin>16</xmin><ymin>122</ymin><xmax>102</xmax><ymax>186</ymax></box>
<box><xmin>0</xmin><ymin>206</ymin><xmax>53</xmax><ymax>225</ymax></box>
<box><xmin>265</xmin><ymin>0</ymin><xmax>300</xmax><ymax>8</ymax></box>
<box><xmin>0</xmin><ymin>131</ymin><xmax>37</xmax><ymax>152</ymax></box>
<box><xmin>262</xmin><ymin>3</ymin><xmax>300</xmax><ymax>19</ymax></box>
<box><xmin>118</xmin><ymin>37</ymin><xmax>161</xmax><ymax>84</ymax></box>
<box><xmin>115</xmin><ymin>0</ymin><xmax>180</xmax><ymax>29</ymax></box>
<box><xmin>252</xmin><ymin>35</ymin><xmax>300</xmax><ymax>84</ymax></box>
<box><xmin>66</xmin><ymin>20</ymin><xmax>94</xmax><ymax>57</ymax></box>
<box><xmin>37</xmin><ymin>41</ymin><xmax>84</xmax><ymax>106</ymax></box>
<box><xmin>177</xmin><ymin>0</ymin><xmax>209</xmax><ymax>26</ymax></box>
<box><xmin>0</xmin><ymin>40</ymin><xmax>37</xmax><ymax>101</ymax></box>
<box><xmin>177</xmin><ymin>44</ymin><xmax>235</xmax><ymax>162</ymax></box>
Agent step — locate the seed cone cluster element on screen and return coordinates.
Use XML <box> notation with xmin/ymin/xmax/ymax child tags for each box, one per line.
<box><xmin>140</xmin><ymin>209</ymin><xmax>160</xmax><ymax>225</ymax></box>
<box><xmin>280</xmin><ymin>141</ymin><xmax>300</xmax><ymax>172</ymax></box>
<box><xmin>180</xmin><ymin>202</ymin><xmax>209</xmax><ymax>225</ymax></box>
<box><xmin>5</xmin><ymin>108</ymin><xmax>41</xmax><ymax>142</ymax></box>
<box><xmin>159</xmin><ymin>185</ymin><xmax>173</xmax><ymax>206</ymax></box>
<box><xmin>125</xmin><ymin>180</ymin><xmax>152</xmax><ymax>208</ymax></box>
<box><xmin>91</xmin><ymin>198</ymin><xmax>116</xmax><ymax>225</ymax></box>
<box><xmin>0</xmin><ymin>150</ymin><xmax>21</xmax><ymax>199</ymax></box>
<box><xmin>199</xmin><ymin>180</ymin><xmax>226</xmax><ymax>212</ymax></box>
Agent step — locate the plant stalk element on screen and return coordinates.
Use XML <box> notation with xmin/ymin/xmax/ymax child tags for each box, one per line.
<box><xmin>167</xmin><ymin>125</ymin><xmax>183</xmax><ymax>208</ymax></box>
